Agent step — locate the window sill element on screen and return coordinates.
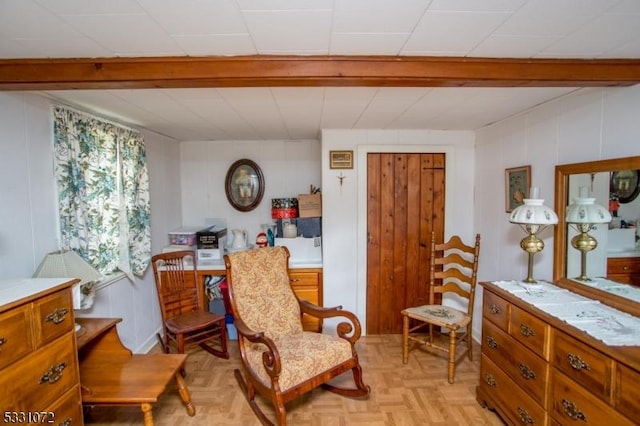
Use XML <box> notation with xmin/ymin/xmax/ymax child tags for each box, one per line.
<box><xmin>96</xmin><ymin>272</ymin><xmax>126</xmax><ymax>290</ymax></box>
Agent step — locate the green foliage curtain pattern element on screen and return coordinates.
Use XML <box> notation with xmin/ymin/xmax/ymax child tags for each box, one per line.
<box><xmin>53</xmin><ymin>107</ymin><xmax>151</xmax><ymax>278</ymax></box>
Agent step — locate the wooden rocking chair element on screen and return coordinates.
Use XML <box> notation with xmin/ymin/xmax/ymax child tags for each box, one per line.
<box><xmin>224</xmin><ymin>246</ymin><xmax>370</xmax><ymax>426</ymax></box>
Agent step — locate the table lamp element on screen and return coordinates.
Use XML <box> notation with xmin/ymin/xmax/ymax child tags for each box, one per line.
<box><xmin>565</xmin><ymin>187</ymin><xmax>612</xmax><ymax>281</ymax></box>
<box><xmin>33</xmin><ymin>250</ymin><xmax>102</xmax><ymax>331</ymax></box>
<box><xmin>509</xmin><ymin>187</ymin><xmax>559</xmax><ymax>283</ymax></box>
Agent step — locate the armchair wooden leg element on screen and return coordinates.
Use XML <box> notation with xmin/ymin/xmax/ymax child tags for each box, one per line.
<box><xmin>402</xmin><ymin>314</ymin><xmax>409</xmax><ymax>364</ymax></box>
<box><xmin>447</xmin><ymin>330</ymin><xmax>457</xmax><ymax>384</ymax></box>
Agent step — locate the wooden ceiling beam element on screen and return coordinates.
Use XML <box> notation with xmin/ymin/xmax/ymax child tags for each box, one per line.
<box><xmin>1</xmin><ymin>55</ymin><xmax>640</xmax><ymax>90</ymax></box>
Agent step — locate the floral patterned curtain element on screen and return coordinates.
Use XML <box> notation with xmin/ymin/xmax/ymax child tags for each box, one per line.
<box><xmin>53</xmin><ymin>107</ymin><xmax>151</xmax><ymax>279</ymax></box>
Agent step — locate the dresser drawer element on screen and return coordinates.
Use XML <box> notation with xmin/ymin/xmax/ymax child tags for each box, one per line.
<box><xmin>480</xmin><ymin>354</ymin><xmax>547</xmax><ymax>426</ymax></box>
<box><xmin>288</xmin><ymin>271</ymin><xmax>320</xmax><ymax>287</ymax></box>
<box><xmin>0</xmin><ymin>304</ymin><xmax>34</xmax><ymax>370</ymax></box>
<box><xmin>45</xmin><ymin>385</ymin><xmax>83</xmax><ymax>426</ymax></box>
<box><xmin>510</xmin><ymin>304</ymin><xmax>550</xmax><ymax>359</ymax></box>
<box><xmin>553</xmin><ymin>330</ymin><xmax>611</xmax><ymax>401</ymax></box>
<box><xmin>482</xmin><ymin>320</ymin><xmax>549</xmax><ymax>406</ymax></box>
<box><xmin>551</xmin><ymin>370</ymin><xmax>634</xmax><ymax>426</ymax></box>
<box><xmin>607</xmin><ymin>257</ymin><xmax>640</xmax><ymax>274</ymax></box>
<box><xmin>33</xmin><ymin>289</ymin><xmax>74</xmax><ymax>347</ymax></box>
<box><xmin>0</xmin><ymin>332</ymin><xmax>79</xmax><ymax>411</ymax></box>
<box><xmin>482</xmin><ymin>290</ymin><xmax>509</xmax><ymax>331</ymax></box>
<box><xmin>616</xmin><ymin>363</ymin><xmax>640</xmax><ymax>420</ymax></box>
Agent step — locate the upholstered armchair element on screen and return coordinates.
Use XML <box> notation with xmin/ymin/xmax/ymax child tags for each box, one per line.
<box><xmin>224</xmin><ymin>246</ymin><xmax>370</xmax><ymax>426</ymax></box>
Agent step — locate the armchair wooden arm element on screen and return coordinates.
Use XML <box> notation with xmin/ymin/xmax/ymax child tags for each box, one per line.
<box><xmin>298</xmin><ymin>300</ymin><xmax>363</xmax><ymax>344</ymax></box>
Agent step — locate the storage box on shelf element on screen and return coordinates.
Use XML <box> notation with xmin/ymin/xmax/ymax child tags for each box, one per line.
<box><xmin>298</xmin><ymin>193</ymin><xmax>321</xmax><ymax>218</ymax></box>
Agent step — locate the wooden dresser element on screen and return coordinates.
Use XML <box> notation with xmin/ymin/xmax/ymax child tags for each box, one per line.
<box><xmin>477</xmin><ymin>281</ymin><xmax>640</xmax><ymax>426</ymax></box>
<box><xmin>0</xmin><ymin>278</ymin><xmax>83</xmax><ymax>425</ymax></box>
<box><xmin>607</xmin><ymin>256</ymin><xmax>640</xmax><ymax>286</ymax></box>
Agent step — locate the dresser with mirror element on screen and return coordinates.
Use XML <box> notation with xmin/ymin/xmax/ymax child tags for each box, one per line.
<box><xmin>477</xmin><ymin>156</ymin><xmax>640</xmax><ymax>425</ymax></box>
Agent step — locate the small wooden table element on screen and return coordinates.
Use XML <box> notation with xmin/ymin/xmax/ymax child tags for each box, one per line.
<box><xmin>76</xmin><ymin>317</ymin><xmax>195</xmax><ymax>426</ymax></box>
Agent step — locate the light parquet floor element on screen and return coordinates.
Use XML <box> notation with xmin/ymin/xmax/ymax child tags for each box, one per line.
<box><xmin>84</xmin><ymin>334</ymin><xmax>506</xmax><ymax>426</ymax></box>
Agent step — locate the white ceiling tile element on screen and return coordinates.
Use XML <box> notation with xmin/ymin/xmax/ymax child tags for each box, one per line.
<box><xmin>142</xmin><ymin>1</ymin><xmax>248</xmax><ymax>35</ymax></box>
<box><xmin>60</xmin><ymin>13</ymin><xmax>184</xmax><ymax>55</ymax></box>
<box><xmin>34</xmin><ymin>0</ymin><xmax>144</xmax><ymax>15</ymax></box>
<box><xmin>15</xmin><ymin>37</ymin><xmax>113</xmax><ymax>58</ymax></box>
<box><xmin>330</xmin><ymin>33</ymin><xmax>408</xmax><ymax>55</ymax></box>
<box><xmin>404</xmin><ymin>10</ymin><xmax>511</xmax><ymax>54</ymax></box>
<box><xmin>237</xmin><ymin>0</ymin><xmax>334</xmax><ymax>11</ymax></box>
<box><xmin>272</xmin><ymin>88</ymin><xmax>323</xmax><ymax>140</ymax></box>
<box><xmin>172</xmin><ymin>34</ymin><xmax>257</xmax><ymax>56</ymax></box>
<box><xmin>428</xmin><ymin>0</ymin><xmax>525</xmax><ymax>12</ymax></box>
<box><xmin>471</xmin><ymin>34</ymin><xmax>560</xmax><ymax>57</ymax></box>
<box><xmin>0</xmin><ymin>1</ymin><xmax>81</xmax><ymax>39</ymax></box>
<box><xmin>2</xmin><ymin>0</ymin><xmax>640</xmax><ymax>141</ymax></box>
<box><xmin>333</xmin><ymin>0</ymin><xmax>428</xmax><ymax>33</ymax></box>
<box><xmin>321</xmin><ymin>88</ymin><xmax>378</xmax><ymax>129</ymax></box>
<box><xmin>356</xmin><ymin>88</ymin><xmax>429</xmax><ymax>129</ymax></box>
<box><xmin>495</xmin><ymin>0</ymin><xmax>618</xmax><ymax>37</ymax></box>
<box><xmin>541</xmin><ymin>13</ymin><xmax>640</xmax><ymax>58</ymax></box>
<box><xmin>243</xmin><ymin>10</ymin><xmax>332</xmax><ymax>52</ymax></box>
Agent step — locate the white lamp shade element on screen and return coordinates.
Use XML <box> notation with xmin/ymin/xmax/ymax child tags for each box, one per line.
<box><xmin>34</xmin><ymin>250</ymin><xmax>102</xmax><ymax>285</ymax></box>
<box><xmin>33</xmin><ymin>250</ymin><xmax>102</xmax><ymax>310</ymax></box>
<box><xmin>566</xmin><ymin>197</ymin><xmax>612</xmax><ymax>224</ymax></box>
<box><xmin>509</xmin><ymin>198</ymin><xmax>559</xmax><ymax>225</ymax></box>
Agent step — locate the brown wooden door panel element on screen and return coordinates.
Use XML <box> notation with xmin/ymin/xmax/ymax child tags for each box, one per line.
<box><xmin>367</xmin><ymin>153</ymin><xmax>445</xmax><ymax>334</ymax></box>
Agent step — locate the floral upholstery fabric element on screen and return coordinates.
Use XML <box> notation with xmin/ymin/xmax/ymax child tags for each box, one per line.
<box><xmin>226</xmin><ymin>247</ymin><xmax>354</xmax><ymax>391</ymax></box>
<box><xmin>226</xmin><ymin>247</ymin><xmax>303</xmax><ymax>338</ymax></box>
<box><xmin>246</xmin><ymin>332</ymin><xmax>352</xmax><ymax>391</ymax></box>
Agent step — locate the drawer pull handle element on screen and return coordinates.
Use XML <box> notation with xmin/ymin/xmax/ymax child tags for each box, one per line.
<box><xmin>519</xmin><ymin>363</ymin><xmax>536</xmax><ymax>380</ymax></box>
<box><xmin>519</xmin><ymin>324</ymin><xmax>535</xmax><ymax>337</ymax></box>
<box><xmin>39</xmin><ymin>362</ymin><xmax>66</xmax><ymax>384</ymax></box>
<box><xmin>517</xmin><ymin>406</ymin><xmax>534</xmax><ymax>424</ymax></box>
<box><xmin>486</xmin><ymin>336</ymin><xmax>498</xmax><ymax>349</ymax></box>
<box><xmin>58</xmin><ymin>418</ymin><xmax>72</xmax><ymax>426</ymax></box>
<box><xmin>561</xmin><ymin>399</ymin><xmax>586</xmax><ymax>422</ymax></box>
<box><xmin>567</xmin><ymin>353</ymin><xmax>591</xmax><ymax>371</ymax></box>
<box><xmin>45</xmin><ymin>307</ymin><xmax>69</xmax><ymax>324</ymax></box>
<box><xmin>489</xmin><ymin>304</ymin><xmax>500</xmax><ymax>315</ymax></box>
<box><xmin>0</xmin><ymin>336</ymin><xmax>6</xmax><ymax>348</ymax></box>
<box><xmin>290</xmin><ymin>278</ymin><xmax>300</xmax><ymax>282</ymax></box>
<box><xmin>484</xmin><ymin>373</ymin><xmax>497</xmax><ymax>387</ymax></box>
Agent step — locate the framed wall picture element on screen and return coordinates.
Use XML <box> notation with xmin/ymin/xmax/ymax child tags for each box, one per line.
<box><xmin>329</xmin><ymin>150</ymin><xmax>354</xmax><ymax>169</ymax></box>
<box><xmin>505</xmin><ymin>165</ymin><xmax>531</xmax><ymax>213</ymax></box>
<box><xmin>225</xmin><ymin>159</ymin><xmax>265</xmax><ymax>212</ymax></box>
<box><xmin>610</xmin><ymin>169</ymin><xmax>640</xmax><ymax>204</ymax></box>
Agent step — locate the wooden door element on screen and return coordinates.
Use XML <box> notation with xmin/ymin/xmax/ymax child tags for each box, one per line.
<box><xmin>366</xmin><ymin>153</ymin><xmax>445</xmax><ymax>334</ymax></box>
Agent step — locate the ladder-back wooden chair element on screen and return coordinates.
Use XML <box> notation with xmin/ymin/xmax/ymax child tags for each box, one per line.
<box><xmin>224</xmin><ymin>246</ymin><xmax>370</xmax><ymax>426</ymax></box>
<box><xmin>151</xmin><ymin>250</ymin><xmax>229</xmax><ymax>360</ymax></box>
<box><xmin>401</xmin><ymin>232</ymin><xmax>481</xmax><ymax>383</ymax></box>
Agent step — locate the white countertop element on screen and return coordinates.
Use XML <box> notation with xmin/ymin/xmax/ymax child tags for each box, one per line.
<box><xmin>607</xmin><ymin>249</ymin><xmax>640</xmax><ymax>258</ymax></box>
<box><xmin>198</xmin><ymin>259</ymin><xmax>322</xmax><ymax>271</ymax></box>
<box><xmin>0</xmin><ymin>278</ymin><xmax>77</xmax><ymax>309</ymax></box>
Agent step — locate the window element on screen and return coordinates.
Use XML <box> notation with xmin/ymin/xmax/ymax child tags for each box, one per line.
<box><xmin>53</xmin><ymin>107</ymin><xmax>151</xmax><ymax>279</ymax></box>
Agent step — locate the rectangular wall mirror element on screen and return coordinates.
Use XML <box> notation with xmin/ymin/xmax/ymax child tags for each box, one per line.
<box><xmin>553</xmin><ymin>156</ymin><xmax>640</xmax><ymax>318</ymax></box>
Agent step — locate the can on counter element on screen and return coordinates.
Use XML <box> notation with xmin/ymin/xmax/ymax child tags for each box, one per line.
<box><xmin>271</xmin><ymin>198</ymin><xmax>299</xmax><ymax>219</ymax></box>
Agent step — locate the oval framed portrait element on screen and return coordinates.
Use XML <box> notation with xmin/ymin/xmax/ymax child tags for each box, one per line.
<box><xmin>225</xmin><ymin>159</ymin><xmax>265</xmax><ymax>212</ymax></box>
<box><xmin>610</xmin><ymin>169</ymin><xmax>640</xmax><ymax>204</ymax></box>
